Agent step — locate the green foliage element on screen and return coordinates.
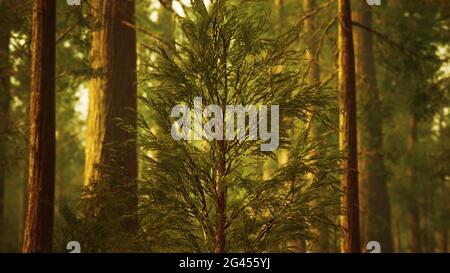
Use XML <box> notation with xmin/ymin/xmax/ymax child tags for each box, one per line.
<box><xmin>136</xmin><ymin>0</ymin><xmax>340</xmax><ymax>252</ymax></box>
<box><xmin>377</xmin><ymin>0</ymin><xmax>450</xmax><ymax>251</ymax></box>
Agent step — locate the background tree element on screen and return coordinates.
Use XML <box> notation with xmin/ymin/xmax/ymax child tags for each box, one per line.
<box><xmin>379</xmin><ymin>0</ymin><xmax>446</xmax><ymax>252</ymax></box>
<box><xmin>303</xmin><ymin>0</ymin><xmax>332</xmax><ymax>253</ymax></box>
<box><xmin>84</xmin><ymin>0</ymin><xmax>138</xmax><ymax>237</ymax></box>
<box><xmin>137</xmin><ymin>0</ymin><xmax>340</xmax><ymax>253</ymax></box>
<box><xmin>22</xmin><ymin>0</ymin><xmax>56</xmax><ymax>253</ymax></box>
<box><xmin>337</xmin><ymin>0</ymin><xmax>360</xmax><ymax>253</ymax></box>
<box><xmin>352</xmin><ymin>1</ymin><xmax>393</xmax><ymax>252</ymax></box>
<box><xmin>0</xmin><ymin>0</ymin><xmax>12</xmax><ymax>251</ymax></box>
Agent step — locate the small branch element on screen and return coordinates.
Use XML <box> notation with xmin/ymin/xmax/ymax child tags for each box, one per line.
<box><xmin>351</xmin><ymin>20</ymin><xmax>419</xmax><ymax>59</ymax></box>
<box><xmin>57</xmin><ymin>23</ymin><xmax>78</xmax><ymax>44</ymax></box>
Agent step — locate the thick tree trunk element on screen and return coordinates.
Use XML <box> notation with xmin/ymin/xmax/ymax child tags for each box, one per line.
<box><xmin>0</xmin><ymin>2</ymin><xmax>11</xmax><ymax>251</ymax></box>
<box><xmin>22</xmin><ymin>0</ymin><xmax>56</xmax><ymax>253</ymax></box>
<box><xmin>338</xmin><ymin>0</ymin><xmax>360</xmax><ymax>253</ymax></box>
<box><xmin>406</xmin><ymin>114</ymin><xmax>421</xmax><ymax>253</ymax></box>
<box><xmin>437</xmin><ymin>229</ymin><xmax>448</xmax><ymax>253</ymax></box>
<box><xmin>395</xmin><ymin>220</ymin><xmax>402</xmax><ymax>252</ymax></box>
<box><xmin>85</xmin><ymin>0</ymin><xmax>138</xmax><ymax>233</ymax></box>
<box><xmin>353</xmin><ymin>3</ymin><xmax>393</xmax><ymax>252</ymax></box>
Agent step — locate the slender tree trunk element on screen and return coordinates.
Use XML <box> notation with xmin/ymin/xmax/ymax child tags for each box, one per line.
<box><xmin>422</xmin><ymin>192</ymin><xmax>434</xmax><ymax>252</ymax></box>
<box><xmin>0</xmin><ymin>0</ymin><xmax>11</xmax><ymax>251</ymax></box>
<box><xmin>214</xmin><ymin>139</ymin><xmax>227</xmax><ymax>253</ymax></box>
<box><xmin>275</xmin><ymin>0</ymin><xmax>285</xmax><ymax>31</ymax></box>
<box><xmin>304</xmin><ymin>0</ymin><xmax>320</xmax><ymax>88</ymax></box>
<box><xmin>214</xmin><ymin>40</ymin><xmax>230</xmax><ymax>252</ymax></box>
<box><xmin>303</xmin><ymin>0</ymin><xmax>329</xmax><ymax>253</ymax></box>
<box><xmin>353</xmin><ymin>3</ymin><xmax>393</xmax><ymax>252</ymax></box>
<box><xmin>338</xmin><ymin>0</ymin><xmax>360</xmax><ymax>253</ymax></box>
<box><xmin>436</xmin><ymin>109</ymin><xmax>448</xmax><ymax>253</ymax></box>
<box><xmin>85</xmin><ymin>0</ymin><xmax>138</xmax><ymax>233</ymax></box>
<box><xmin>158</xmin><ymin>0</ymin><xmax>174</xmax><ymax>55</ymax></box>
<box><xmin>264</xmin><ymin>1</ymin><xmax>284</xmax><ymax>185</ymax></box>
<box><xmin>406</xmin><ymin>114</ymin><xmax>421</xmax><ymax>253</ymax></box>
<box><xmin>22</xmin><ymin>0</ymin><xmax>56</xmax><ymax>253</ymax></box>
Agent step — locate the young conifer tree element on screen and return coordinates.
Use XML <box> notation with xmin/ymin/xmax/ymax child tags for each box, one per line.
<box><xmin>138</xmin><ymin>0</ymin><xmax>340</xmax><ymax>252</ymax></box>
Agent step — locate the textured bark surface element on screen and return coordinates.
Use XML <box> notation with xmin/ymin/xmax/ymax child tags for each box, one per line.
<box><xmin>437</xmin><ymin>229</ymin><xmax>448</xmax><ymax>253</ymax></box>
<box><xmin>85</xmin><ymin>0</ymin><xmax>138</xmax><ymax>232</ymax></box>
<box><xmin>22</xmin><ymin>0</ymin><xmax>56</xmax><ymax>253</ymax></box>
<box><xmin>338</xmin><ymin>0</ymin><xmax>360</xmax><ymax>253</ymax></box>
<box><xmin>0</xmin><ymin>0</ymin><xmax>11</xmax><ymax>251</ymax></box>
<box><xmin>353</xmin><ymin>3</ymin><xmax>393</xmax><ymax>253</ymax></box>
<box><xmin>406</xmin><ymin>114</ymin><xmax>421</xmax><ymax>253</ymax></box>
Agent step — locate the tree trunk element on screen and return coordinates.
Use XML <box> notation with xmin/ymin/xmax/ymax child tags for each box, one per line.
<box><xmin>338</xmin><ymin>0</ymin><xmax>360</xmax><ymax>253</ymax></box>
<box><xmin>158</xmin><ymin>0</ymin><xmax>174</xmax><ymax>56</ymax></box>
<box><xmin>304</xmin><ymin>0</ymin><xmax>320</xmax><ymax>88</ymax></box>
<box><xmin>406</xmin><ymin>114</ymin><xmax>421</xmax><ymax>253</ymax></box>
<box><xmin>214</xmin><ymin>139</ymin><xmax>227</xmax><ymax>253</ymax></box>
<box><xmin>0</xmin><ymin>0</ymin><xmax>11</xmax><ymax>251</ymax></box>
<box><xmin>85</xmin><ymin>0</ymin><xmax>138</xmax><ymax>233</ymax></box>
<box><xmin>353</xmin><ymin>2</ymin><xmax>393</xmax><ymax>252</ymax></box>
<box><xmin>275</xmin><ymin>0</ymin><xmax>285</xmax><ymax>31</ymax></box>
<box><xmin>436</xmin><ymin>110</ymin><xmax>449</xmax><ymax>253</ymax></box>
<box><xmin>22</xmin><ymin>0</ymin><xmax>56</xmax><ymax>253</ymax></box>
<box><xmin>437</xmin><ymin>229</ymin><xmax>448</xmax><ymax>253</ymax></box>
<box><xmin>303</xmin><ymin>0</ymin><xmax>329</xmax><ymax>253</ymax></box>
<box><xmin>395</xmin><ymin>220</ymin><xmax>402</xmax><ymax>253</ymax></box>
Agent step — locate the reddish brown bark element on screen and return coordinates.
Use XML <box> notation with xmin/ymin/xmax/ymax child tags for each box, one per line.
<box><xmin>406</xmin><ymin>114</ymin><xmax>422</xmax><ymax>253</ymax></box>
<box><xmin>338</xmin><ymin>0</ymin><xmax>361</xmax><ymax>253</ymax></box>
<box><xmin>214</xmin><ymin>140</ymin><xmax>227</xmax><ymax>253</ymax></box>
<box><xmin>85</xmin><ymin>0</ymin><xmax>138</xmax><ymax>233</ymax></box>
<box><xmin>0</xmin><ymin>0</ymin><xmax>11</xmax><ymax>250</ymax></box>
<box><xmin>437</xmin><ymin>229</ymin><xmax>448</xmax><ymax>253</ymax></box>
<box><xmin>22</xmin><ymin>0</ymin><xmax>56</xmax><ymax>253</ymax></box>
<box><xmin>353</xmin><ymin>2</ymin><xmax>393</xmax><ymax>252</ymax></box>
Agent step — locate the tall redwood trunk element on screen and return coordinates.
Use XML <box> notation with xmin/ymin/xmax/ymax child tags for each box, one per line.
<box><xmin>338</xmin><ymin>0</ymin><xmax>360</xmax><ymax>253</ymax></box>
<box><xmin>353</xmin><ymin>2</ymin><xmax>393</xmax><ymax>252</ymax></box>
<box><xmin>85</xmin><ymin>0</ymin><xmax>138</xmax><ymax>233</ymax></box>
<box><xmin>406</xmin><ymin>114</ymin><xmax>421</xmax><ymax>253</ymax></box>
<box><xmin>22</xmin><ymin>0</ymin><xmax>56</xmax><ymax>253</ymax></box>
<box><xmin>437</xmin><ymin>229</ymin><xmax>448</xmax><ymax>253</ymax></box>
<box><xmin>0</xmin><ymin>0</ymin><xmax>11</xmax><ymax>250</ymax></box>
<box><xmin>395</xmin><ymin>220</ymin><xmax>402</xmax><ymax>252</ymax></box>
